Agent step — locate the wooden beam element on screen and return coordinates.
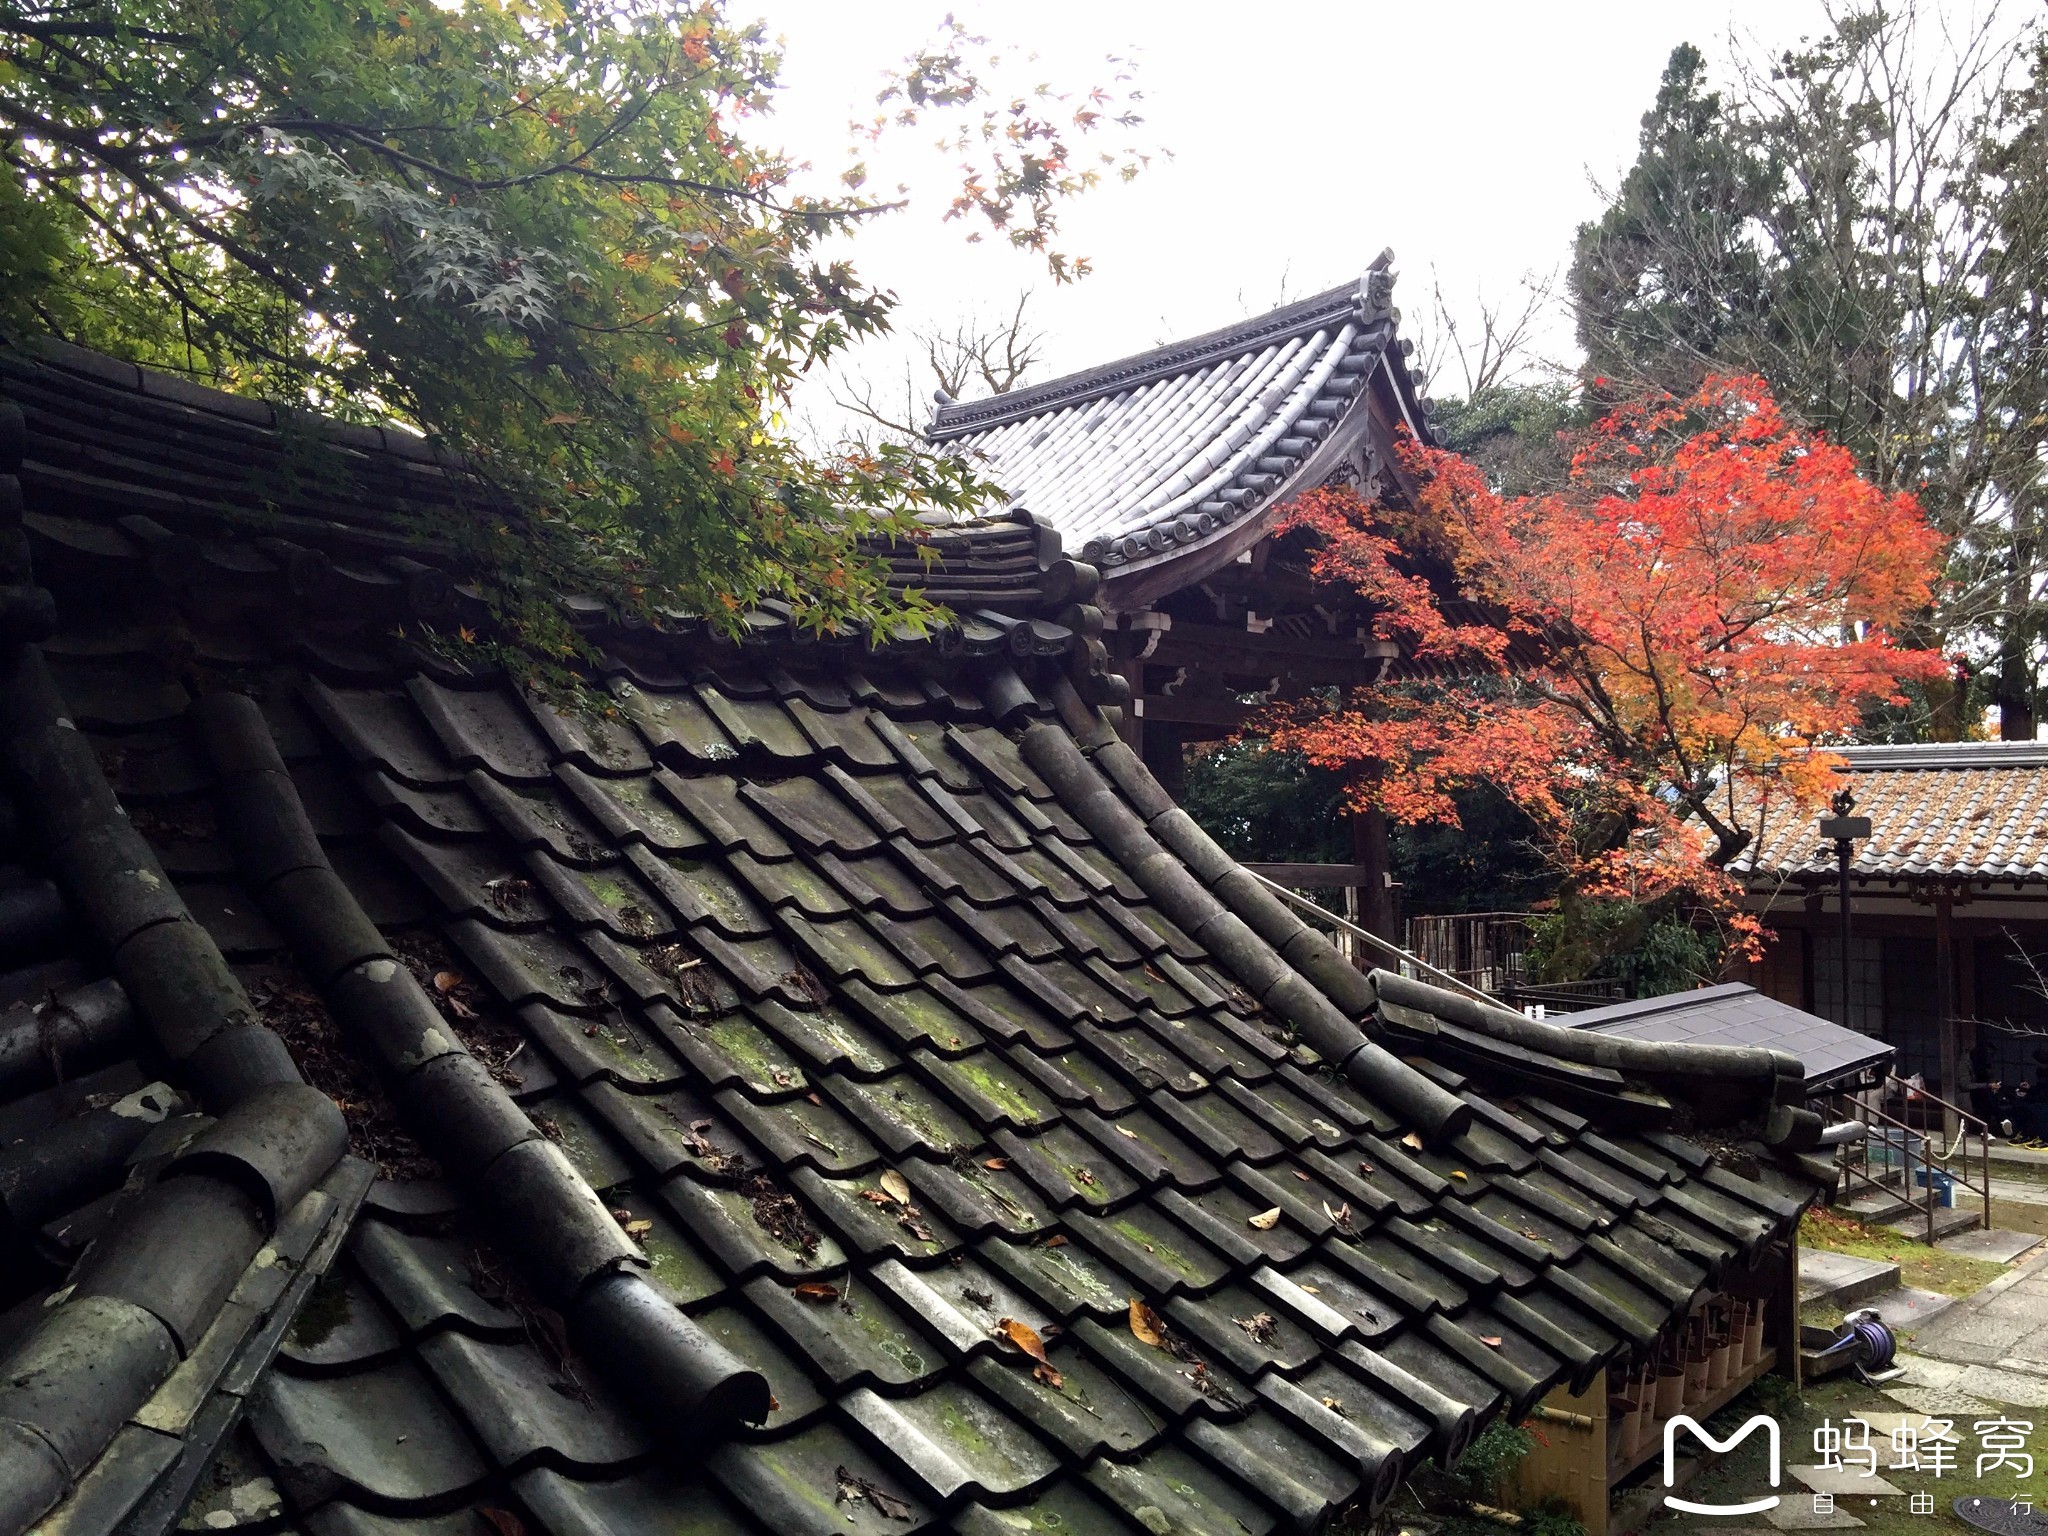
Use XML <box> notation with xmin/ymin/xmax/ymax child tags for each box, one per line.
<box><xmin>1137</xmin><ymin>696</ymin><xmax>1260</xmax><ymax>731</ymax></box>
<box><xmin>1148</xmin><ymin>621</ymin><xmax>1394</xmax><ymax>686</ymax></box>
<box><xmin>1156</xmin><ymin>619</ymin><xmax>1375</xmax><ymax>664</ymax></box>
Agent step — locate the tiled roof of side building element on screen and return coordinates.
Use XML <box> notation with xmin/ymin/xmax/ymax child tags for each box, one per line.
<box><xmin>0</xmin><ymin>346</ymin><xmax>1835</xmax><ymax>1536</ymax></box>
<box><xmin>928</xmin><ymin>257</ymin><xmax>1440</xmax><ymax>587</ymax></box>
<box><xmin>1736</xmin><ymin>743</ymin><xmax>2048</xmax><ymax>886</ymax></box>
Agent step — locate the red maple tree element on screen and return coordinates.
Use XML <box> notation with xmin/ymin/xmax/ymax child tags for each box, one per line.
<box><xmin>1264</xmin><ymin>376</ymin><xmax>1949</xmax><ymax>947</ymax></box>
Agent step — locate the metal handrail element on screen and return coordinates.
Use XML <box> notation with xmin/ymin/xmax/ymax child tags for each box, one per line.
<box><xmin>1244</xmin><ymin>871</ymin><xmax>1499</xmax><ymax>1007</ymax></box>
<box><xmin>1832</xmin><ymin>1075</ymin><xmax>1992</xmax><ymax>1242</ymax></box>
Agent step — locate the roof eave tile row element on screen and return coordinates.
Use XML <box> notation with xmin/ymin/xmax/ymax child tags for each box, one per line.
<box><xmin>926</xmin><ymin>264</ymin><xmax>1448</xmax><ymax>576</ymax></box>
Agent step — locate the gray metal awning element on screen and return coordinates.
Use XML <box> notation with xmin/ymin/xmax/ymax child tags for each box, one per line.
<box><xmin>1559</xmin><ymin>982</ymin><xmax>1894</xmax><ymax>1093</ymax></box>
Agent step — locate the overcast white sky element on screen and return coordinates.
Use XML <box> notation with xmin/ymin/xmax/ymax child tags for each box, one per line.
<box><xmin>747</xmin><ymin>0</ymin><xmax>1861</xmax><ymax>436</ymax></box>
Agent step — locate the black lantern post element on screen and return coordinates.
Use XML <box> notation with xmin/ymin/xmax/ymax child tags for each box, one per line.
<box><xmin>1818</xmin><ymin>789</ymin><xmax>1872</xmax><ymax>1028</ymax></box>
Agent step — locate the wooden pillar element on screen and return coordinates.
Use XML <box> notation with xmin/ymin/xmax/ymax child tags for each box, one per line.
<box><xmin>1109</xmin><ymin>612</ymin><xmax>1171</xmax><ymax>753</ymax></box>
<box><xmin>1142</xmin><ymin>720</ymin><xmax>1185</xmax><ymax>802</ymax></box>
<box><xmin>1352</xmin><ymin>799</ymin><xmax>1398</xmax><ymax>945</ymax></box>
<box><xmin>1936</xmin><ymin>893</ymin><xmax>1959</xmax><ymax>1140</ymax></box>
<box><xmin>1112</xmin><ymin>655</ymin><xmax>1143</xmax><ymax>749</ymax></box>
<box><xmin>1771</xmin><ymin>1233</ymin><xmax>1802</xmax><ymax>1390</ymax></box>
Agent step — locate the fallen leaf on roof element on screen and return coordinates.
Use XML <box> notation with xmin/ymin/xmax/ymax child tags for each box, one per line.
<box><xmin>1359</xmin><ymin>1161</ymin><xmax>1375</xmax><ymax>1174</ymax></box>
<box><xmin>1322</xmin><ymin>1396</ymin><xmax>1347</xmax><ymax>1416</ymax></box>
<box><xmin>879</xmin><ymin>1169</ymin><xmax>911</xmax><ymax>1204</ymax></box>
<box><xmin>1033</xmin><ymin>1361</ymin><xmax>1064</xmax><ymax>1389</ymax></box>
<box><xmin>1451</xmin><ymin>1170</ymin><xmax>1468</xmax><ymax>1182</ymax></box>
<box><xmin>982</xmin><ymin>1157</ymin><xmax>1009</xmax><ymax>1170</ymax></box>
<box><xmin>1291</xmin><ymin>1169</ymin><xmax>1309</xmax><ymax>1182</ymax></box>
<box><xmin>1480</xmin><ymin>1335</ymin><xmax>1503</xmax><ymax>1348</ymax></box>
<box><xmin>996</xmin><ymin>1317</ymin><xmax>1049</xmax><ymax>1364</ymax></box>
<box><xmin>1234</xmin><ymin>1311</ymin><xmax>1278</xmax><ymax>1344</ymax></box>
<box><xmin>1116</xmin><ymin>1125</ymin><xmax>1139</xmax><ymax>1138</ymax></box>
<box><xmin>433</xmin><ymin>971</ymin><xmax>465</xmax><ymax>994</ymax></box>
<box><xmin>859</xmin><ymin>1188</ymin><xmax>892</xmax><ymax>1205</ymax></box>
<box><xmin>792</xmin><ymin>1282</ymin><xmax>840</xmax><ymax>1304</ymax></box>
<box><xmin>1247</xmin><ymin>1207</ymin><xmax>1282</xmax><ymax>1230</ymax></box>
<box><xmin>1402</xmin><ymin>1132</ymin><xmax>1423</xmax><ymax>1151</ymax></box>
<box><xmin>1042</xmin><ymin>1234</ymin><xmax>1068</xmax><ymax>1248</ymax></box>
<box><xmin>1129</xmin><ymin>1297</ymin><xmax>1165</xmax><ymax>1347</ymax></box>
<box><xmin>835</xmin><ymin>1465</ymin><xmax>913</xmax><ymax>1522</ymax></box>
<box><xmin>623</xmin><ymin>1219</ymin><xmax>652</xmax><ymax>1237</ymax></box>
<box><xmin>478</xmin><ymin>1508</ymin><xmax>527</xmax><ymax>1536</ymax></box>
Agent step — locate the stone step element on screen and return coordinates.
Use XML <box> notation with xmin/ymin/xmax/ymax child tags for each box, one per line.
<box><xmin>1841</xmin><ymin>1189</ymin><xmax>1914</xmax><ymax>1225</ymax></box>
<box><xmin>1838</xmin><ymin>1191</ymin><xmax>1986</xmax><ymax>1242</ymax></box>
<box><xmin>1886</xmin><ymin>1206</ymin><xmax>1985</xmax><ymax>1243</ymax></box>
<box><xmin>1866</xmin><ymin>1286</ymin><xmax>1957</xmax><ymax>1330</ymax></box>
<box><xmin>1936</xmin><ymin>1227</ymin><xmax>2044</xmax><ymax>1263</ymax></box>
<box><xmin>1801</xmin><ymin>1249</ymin><xmax>1901</xmax><ymax>1307</ymax></box>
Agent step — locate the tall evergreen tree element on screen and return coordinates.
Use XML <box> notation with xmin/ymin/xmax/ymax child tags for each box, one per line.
<box><xmin>1571</xmin><ymin>8</ymin><xmax>2046</xmax><ymax>737</ymax></box>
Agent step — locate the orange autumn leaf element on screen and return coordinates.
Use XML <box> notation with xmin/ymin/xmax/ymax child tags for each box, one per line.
<box><xmin>1128</xmin><ymin>1297</ymin><xmax>1165</xmax><ymax>1348</ymax></box>
<box><xmin>996</xmin><ymin>1317</ymin><xmax>1048</xmax><ymax>1364</ymax></box>
<box><xmin>792</xmin><ymin>1282</ymin><xmax>840</xmax><ymax>1304</ymax></box>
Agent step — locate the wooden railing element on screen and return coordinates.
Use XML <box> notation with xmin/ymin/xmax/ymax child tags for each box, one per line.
<box><xmin>1405</xmin><ymin>910</ymin><xmax>1535</xmax><ymax>997</ymax></box>
<box><xmin>1829</xmin><ymin>1074</ymin><xmax>1991</xmax><ymax>1243</ymax></box>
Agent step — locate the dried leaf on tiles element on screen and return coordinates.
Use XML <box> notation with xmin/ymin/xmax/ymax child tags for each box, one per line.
<box><xmin>1033</xmin><ymin>1361</ymin><xmax>1064</xmax><ymax>1390</ymax></box>
<box><xmin>1116</xmin><ymin>1125</ymin><xmax>1139</xmax><ymax>1139</ymax></box>
<box><xmin>623</xmin><ymin>1219</ymin><xmax>652</xmax><ymax>1237</ymax></box>
<box><xmin>478</xmin><ymin>1510</ymin><xmax>527</xmax><ymax>1536</ymax></box>
<box><xmin>1042</xmin><ymin>1234</ymin><xmax>1068</xmax><ymax>1248</ymax></box>
<box><xmin>792</xmin><ymin>1282</ymin><xmax>840</xmax><ymax>1304</ymax></box>
<box><xmin>835</xmin><ymin>1466</ymin><xmax>914</xmax><ymax>1523</ymax></box>
<box><xmin>859</xmin><ymin>1188</ymin><xmax>892</xmax><ymax>1205</ymax></box>
<box><xmin>879</xmin><ymin>1169</ymin><xmax>911</xmax><ymax>1204</ymax></box>
<box><xmin>1401</xmin><ymin>1132</ymin><xmax>1424</xmax><ymax>1151</ymax></box>
<box><xmin>433</xmin><ymin>970</ymin><xmax>464</xmax><ymax>994</ymax></box>
<box><xmin>982</xmin><ymin>1157</ymin><xmax>1009</xmax><ymax>1171</ymax></box>
<box><xmin>996</xmin><ymin>1317</ymin><xmax>1049</xmax><ymax>1364</ymax></box>
<box><xmin>1323</xmin><ymin>1201</ymin><xmax>1355</xmax><ymax>1235</ymax></box>
<box><xmin>1451</xmin><ymin>1170</ymin><xmax>1469</xmax><ymax>1182</ymax></box>
<box><xmin>1480</xmin><ymin>1335</ymin><xmax>1503</xmax><ymax>1348</ymax></box>
<box><xmin>1291</xmin><ymin>1169</ymin><xmax>1309</xmax><ymax>1182</ymax></box>
<box><xmin>1234</xmin><ymin>1312</ymin><xmax>1278</xmax><ymax>1344</ymax></box>
<box><xmin>1128</xmin><ymin>1297</ymin><xmax>1166</xmax><ymax>1347</ymax></box>
<box><xmin>1247</xmin><ymin>1207</ymin><xmax>1282</xmax><ymax>1231</ymax></box>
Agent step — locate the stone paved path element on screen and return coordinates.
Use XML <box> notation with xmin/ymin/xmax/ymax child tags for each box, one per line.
<box><xmin>1905</xmin><ymin>1249</ymin><xmax>2048</xmax><ymax>1373</ymax></box>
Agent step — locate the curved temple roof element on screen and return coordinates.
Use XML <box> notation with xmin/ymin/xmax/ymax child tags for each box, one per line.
<box><xmin>929</xmin><ymin>259</ymin><xmax>1438</xmax><ymax>603</ymax></box>
<box><xmin>1737</xmin><ymin>742</ymin><xmax>2048</xmax><ymax>888</ymax></box>
<box><xmin>0</xmin><ymin>343</ymin><xmax>1828</xmax><ymax>1536</ymax></box>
